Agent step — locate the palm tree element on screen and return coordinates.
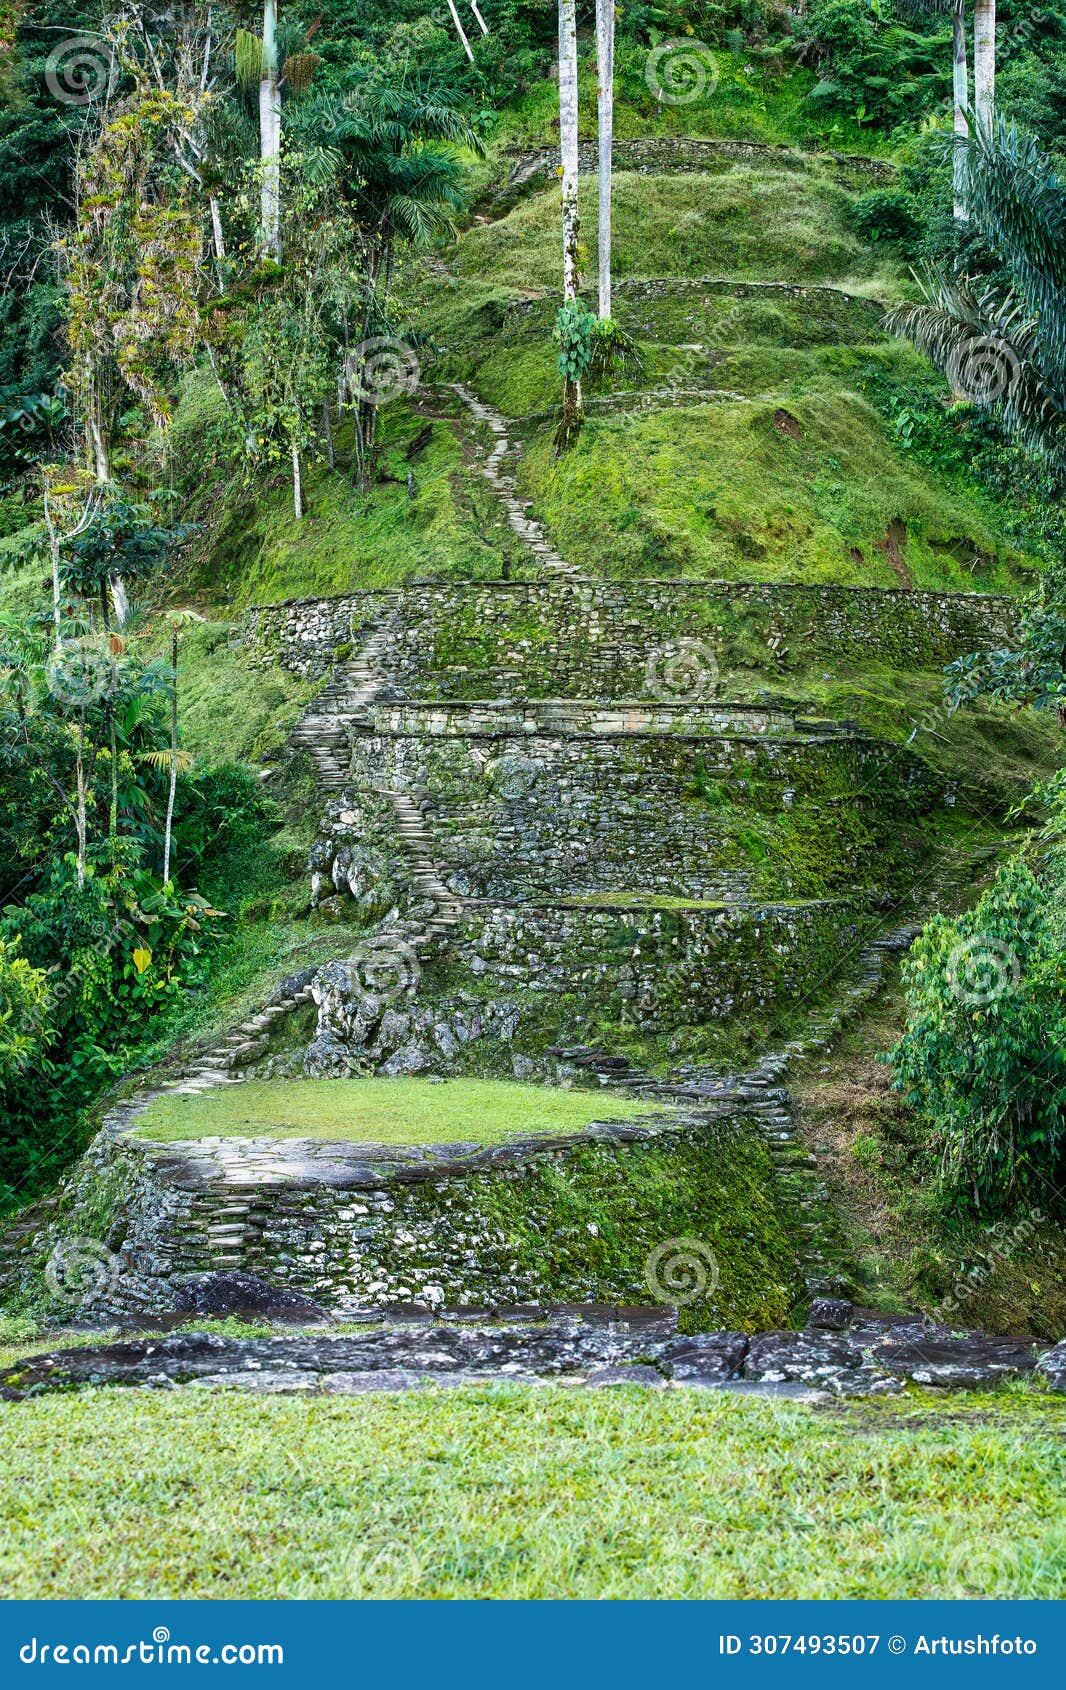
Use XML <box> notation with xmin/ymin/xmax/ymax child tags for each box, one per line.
<box><xmin>974</xmin><ymin>0</ymin><xmax>996</xmax><ymax>133</ymax></box>
<box><xmin>292</xmin><ymin>79</ymin><xmax>480</xmax><ymax>483</ymax></box>
<box><xmin>557</xmin><ymin>0</ymin><xmax>582</xmax><ymax>444</ymax></box>
<box><xmin>887</xmin><ymin>120</ymin><xmax>1066</xmax><ymax>461</ymax></box>
<box><xmin>596</xmin><ymin>0</ymin><xmax>615</xmax><ymax>320</ymax></box>
<box><xmin>951</xmin><ymin>0</ymin><xmax>970</xmax><ymax>220</ymax></box>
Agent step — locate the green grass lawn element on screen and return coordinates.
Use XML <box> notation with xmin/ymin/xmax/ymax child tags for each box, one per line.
<box><xmin>1</xmin><ymin>1386</ymin><xmax>1063</xmax><ymax>1598</ymax></box>
<box><xmin>134</xmin><ymin>1077</ymin><xmax>668</xmax><ymax>1144</ymax></box>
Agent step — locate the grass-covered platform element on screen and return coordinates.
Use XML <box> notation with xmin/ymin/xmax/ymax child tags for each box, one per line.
<box><xmin>1</xmin><ymin>1385</ymin><xmax>1063</xmax><ymax>1598</ymax></box>
<box><xmin>134</xmin><ymin>1077</ymin><xmax>668</xmax><ymax>1144</ymax></box>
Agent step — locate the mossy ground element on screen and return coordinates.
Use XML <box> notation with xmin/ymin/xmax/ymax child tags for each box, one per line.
<box><xmin>134</xmin><ymin>1076</ymin><xmax>669</xmax><ymax>1144</ymax></box>
<box><xmin>1</xmin><ymin>1385</ymin><xmax>1063</xmax><ymax>1598</ymax></box>
<box><xmin>791</xmin><ymin>974</ymin><xmax>1066</xmax><ymax>1340</ymax></box>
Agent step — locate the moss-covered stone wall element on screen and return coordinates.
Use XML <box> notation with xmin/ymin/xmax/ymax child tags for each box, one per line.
<box><xmin>27</xmin><ymin>1115</ymin><xmax>803</xmax><ymax>1331</ymax></box>
<box><xmin>245</xmin><ymin>581</ymin><xmax>1021</xmax><ymax>694</ymax></box>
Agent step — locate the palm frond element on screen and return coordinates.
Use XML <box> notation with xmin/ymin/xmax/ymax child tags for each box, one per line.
<box><xmin>887</xmin><ymin>270</ymin><xmax>1066</xmax><ymax>460</ymax></box>
<box><xmin>234</xmin><ymin>29</ymin><xmax>263</xmax><ymax>91</ymax></box>
<box><xmin>952</xmin><ymin>118</ymin><xmax>1066</xmax><ymax>390</ymax></box>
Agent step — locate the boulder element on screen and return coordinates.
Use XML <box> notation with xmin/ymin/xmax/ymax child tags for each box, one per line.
<box><xmin>871</xmin><ymin>1332</ymin><xmax>1038</xmax><ymax>1389</ymax></box>
<box><xmin>806</xmin><ymin>1297</ymin><xmax>854</xmax><ymax>1331</ymax></box>
<box><xmin>171</xmin><ymin>1272</ymin><xmax>331</xmax><ymax>1326</ymax></box>
<box><xmin>1037</xmin><ymin>1339</ymin><xmax>1066</xmax><ymax>1393</ymax></box>
<box><xmin>658</xmin><ymin>1331</ymin><xmax>749</xmax><ymax>1383</ymax></box>
<box><xmin>744</xmin><ymin>1330</ymin><xmax>862</xmax><ymax>1383</ymax></box>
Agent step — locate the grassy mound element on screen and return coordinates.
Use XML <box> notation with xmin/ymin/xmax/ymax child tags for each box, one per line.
<box><xmin>517</xmin><ymin>398</ymin><xmax>1030</xmax><ymax>590</ymax></box>
<box><xmin>452</xmin><ymin>170</ymin><xmax>893</xmax><ymax>294</ymax></box>
<box><xmin>134</xmin><ymin>1077</ymin><xmax>667</xmax><ymax>1144</ymax></box>
<box><xmin>1</xmin><ymin>1387</ymin><xmax>1063</xmax><ymax>1597</ymax></box>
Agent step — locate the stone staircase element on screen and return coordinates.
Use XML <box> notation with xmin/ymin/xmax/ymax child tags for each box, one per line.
<box><xmin>289</xmin><ymin>600</ymin><xmax>400</xmax><ymax>790</ymax></box>
<box><xmin>385</xmin><ymin>788</ymin><xmax>465</xmax><ymax>937</ymax></box>
<box><xmin>448</xmin><ymin>383</ymin><xmax>582</xmax><ymax>578</ymax></box>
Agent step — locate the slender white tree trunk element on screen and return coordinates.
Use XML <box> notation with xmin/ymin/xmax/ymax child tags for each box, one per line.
<box><xmin>163</xmin><ymin>628</ymin><xmax>178</xmax><ymax>885</ymax></box>
<box><xmin>952</xmin><ymin>1</ymin><xmax>969</xmax><ymax>221</ymax></box>
<box><xmin>291</xmin><ymin>436</ymin><xmax>303</xmax><ymax>519</ymax></box>
<box><xmin>974</xmin><ymin>0</ymin><xmax>996</xmax><ymax>135</ymax></box>
<box><xmin>446</xmin><ymin>0</ymin><xmax>474</xmax><ymax>62</ymax></box>
<box><xmin>75</xmin><ymin>713</ymin><xmax>87</xmax><ymax>891</ymax></box>
<box><xmin>260</xmin><ymin>1</ymin><xmax>282</xmax><ymax>257</ymax></box>
<box><xmin>557</xmin><ymin>0</ymin><xmax>583</xmax><ymax>446</ymax></box>
<box><xmin>558</xmin><ymin>0</ymin><xmax>581</xmax><ymax>306</ymax></box>
<box><xmin>596</xmin><ymin>0</ymin><xmax>615</xmax><ymax>320</ymax></box>
<box><xmin>209</xmin><ymin>196</ymin><xmax>226</xmax><ymax>261</ymax></box>
<box><xmin>42</xmin><ymin>492</ymin><xmax>63</xmax><ymax>652</ymax></box>
<box><xmin>109</xmin><ymin>575</ymin><xmax>130</xmax><ymax>627</ymax></box>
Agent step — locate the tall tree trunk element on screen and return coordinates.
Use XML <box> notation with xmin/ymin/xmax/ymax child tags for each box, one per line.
<box><xmin>596</xmin><ymin>0</ymin><xmax>615</xmax><ymax>320</ymax></box>
<box><xmin>291</xmin><ymin>435</ymin><xmax>304</xmax><ymax>520</ymax></box>
<box><xmin>163</xmin><ymin>627</ymin><xmax>178</xmax><ymax>885</ymax></box>
<box><xmin>974</xmin><ymin>0</ymin><xmax>996</xmax><ymax>135</ymax></box>
<box><xmin>445</xmin><ymin>0</ymin><xmax>474</xmax><ymax>62</ymax></box>
<box><xmin>88</xmin><ymin>382</ymin><xmax>110</xmax><ymax>484</ymax></box>
<box><xmin>952</xmin><ymin>0</ymin><xmax>969</xmax><ymax>221</ymax></box>
<box><xmin>557</xmin><ymin>0</ymin><xmax>583</xmax><ymax>448</ymax></box>
<box><xmin>109</xmin><ymin>575</ymin><xmax>130</xmax><ymax>628</ymax></box>
<box><xmin>259</xmin><ymin>1</ymin><xmax>282</xmax><ymax>257</ymax></box>
<box><xmin>558</xmin><ymin>0</ymin><xmax>581</xmax><ymax>306</ymax></box>
<box><xmin>322</xmin><ymin>400</ymin><xmax>334</xmax><ymax>469</ymax></box>
<box><xmin>42</xmin><ymin>491</ymin><xmax>63</xmax><ymax>653</ymax></box>
<box><xmin>75</xmin><ymin>710</ymin><xmax>88</xmax><ymax>892</ymax></box>
<box><xmin>209</xmin><ymin>196</ymin><xmax>226</xmax><ymax>261</ymax></box>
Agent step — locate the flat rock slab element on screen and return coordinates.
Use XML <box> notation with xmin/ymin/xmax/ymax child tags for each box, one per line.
<box><xmin>0</xmin><ymin>1306</ymin><xmax>1055</xmax><ymax>1401</ymax></box>
<box><xmin>170</xmin><ymin>1272</ymin><xmax>331</xmax><ymax>1326</ymax></box>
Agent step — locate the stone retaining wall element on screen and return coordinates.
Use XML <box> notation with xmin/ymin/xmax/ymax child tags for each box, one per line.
<box><xmin>458</xmin><ymin>898</ymin><xmax>868</xmax><ymax>1028</ymax></box>
<box><xmin>245</xmin><ymin>581</ymin><xmax>1021</xmax><ymax>692</ymax></box>
<box><xmin>485</xmin><ymin>140</ymin><xmax>893</xmax><ymax>216</ymax></box>
<box><xmin>338</xmin><ymin>729</ymin><xmax>940</xmax><ymax>902</ymax></box>
<box><xmin>44</xmin><ymin>1112</ymin><xmax>801</xmax><ymax>1327</ymax></box>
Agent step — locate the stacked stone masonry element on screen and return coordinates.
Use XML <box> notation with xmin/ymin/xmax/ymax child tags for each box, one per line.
<box><xmin>245</xmin><ymin>581</ymin><xmax>1021</xmax><ymax>692</ymax></box>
